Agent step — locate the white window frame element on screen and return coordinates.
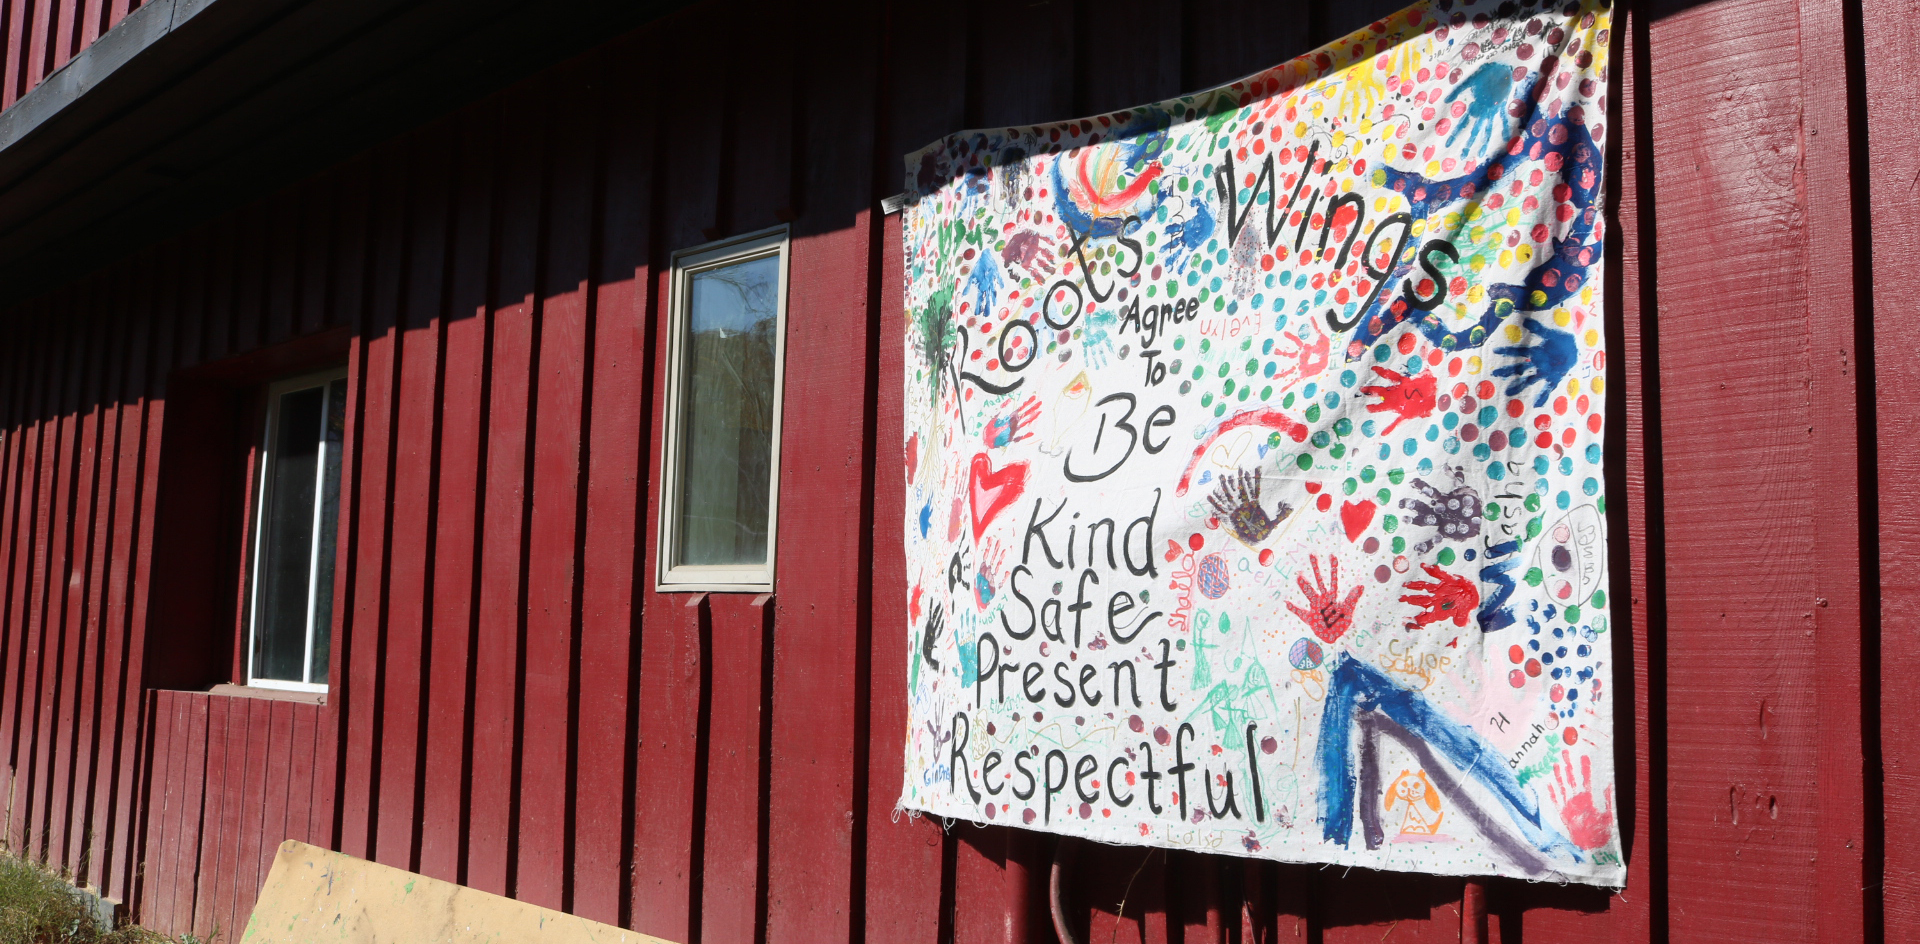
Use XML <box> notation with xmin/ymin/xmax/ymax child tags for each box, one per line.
<box><xmin>656</xmin><ymin>225</ymin><xmax>791</xmax><ymax>593</ymax></box>
<box><xmin>244</xmin><ymin>367</ymin><xmax>347</xmax><ymax>693</ymax></box>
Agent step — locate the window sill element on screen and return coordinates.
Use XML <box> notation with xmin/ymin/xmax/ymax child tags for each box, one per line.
<box><xmin>206</xmin><ymin>683</ymin><xmax>326</xmax><ymax>706</ymax></box>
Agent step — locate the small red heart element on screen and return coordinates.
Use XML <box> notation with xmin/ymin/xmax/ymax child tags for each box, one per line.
<box><xmin>1165</xmin><ymin>539</ymin><xmax>1183</xmax><ymax>563</ymax></box>
<box><xmin>1340</xmin><ymin>500</ymin><xmax>1377</xmax><ymax>542</ymax></box>
<box><xmin>968</xmin><ymin>453</ymin><xmax>1030</xmax><ymax>541</ymax></box>
<box><xmin>905</xmin><ymin>432</ymin><xmax>920</xmax><ymax>484</ymax></box>
<box><xmin>1303</xmin><ymin>482</ymin><xmax>1322</xmax><ymax>494</ymax></box>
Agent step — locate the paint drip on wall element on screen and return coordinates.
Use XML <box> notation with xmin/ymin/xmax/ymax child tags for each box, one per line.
<box><xmin>898</xmin><ymin>0</ymin><xmax>1620</xmax><ymax>885</ymax></box>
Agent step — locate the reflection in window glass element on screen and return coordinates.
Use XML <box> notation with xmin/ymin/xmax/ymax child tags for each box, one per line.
<box><xmin>250</xmin><ymin>375</ymin><xmax>346</xmax><ymax>687</ymax></box>
<box><xmin>676</xmin><ymin>254</ymin><xmax>780</xmax><ymax>567</ymax></box>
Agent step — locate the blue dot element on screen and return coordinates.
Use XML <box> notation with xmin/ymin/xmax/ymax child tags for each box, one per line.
<box><xmin>1443</xmin><ymin>436</ymin><xmax>1460</xmax><ymax>455</ymax></box>
<box><xmin>1555</xmin><ymin>646</ymin><xmax>1568</xmax><ymax>658</ymax></box>
<box><xmin>1279</xmin><ymin>271</ymin><xmax>1294</xmax><ymax>287</ymax></box>
<box><xmin>1473</xmin><ymin>443</ymin><xmax>1492</xmax><ymax>460</ymax></box>
<box><xmin>1303</xmin><ymin>382</ymin><xmax>1318</xmax><ymax>398</ymax></box>
<box><xmin>1582</xmin><ymin>477</ymin><xmax>1599</xmax><ymax>496</ymax></box>
<box><xmin>1324</xmin><ymin>391</ymin><xmax>1341</xmax><ymax>409</ymax></box>
<box><xmin>1541</xmin><ymin>652</ymin><xmax>1555</xmax><ymax>665</ymax></box>
<box><xmin>1585</xmin><ymin>444</ymin><xmax>1602</xmax><ymax>464</ymax></box>
<box><xmin>1567</xmin><ymin>688</ymin><xmax>1579</xmax><ymax>701</ymax></box>
<box><xmin>1576</xmin><ymin>645</ymin><xmax>1592</xmax><ymax>657</ymax></box>
<box><xmin>1379</xmin><ymin>444</ymin><xmax>1392</xmax><ymax>460</ymax></box>
<box><xmin>1479</xmin><ymin>406</ymin><xmax>1498</xmax><ymax>426</ymax></box>
<box><xmin>1417</xmin><ymin>457</ymin><xmax>1434</xmax><ymax>474</ymax></box>
<box><xmin>1551</xmin><ymin>666</ymin><xmax>1563</xmax><ymax>679</ymax></box>
<box><xmin>1340</xmin><ymin>369</ymin><xmax>1358</xmax><ymax>388</ymax></box>
<box><xmin>1405</xmin><ymin>356</ymin><xmax>1423</xmax><ymax>374</ymax></box>
<box><xmin>1464</xmin><ymin>548</ymin><xmax>1478</xmax><ymax>561</ymax></box>
<box><xmin>1402</xmin><ymin>438</ymin><xmax>1419</xmax><ymax>456</ymax></box>
<box><xmin>1558</xmin><ymin>456</ymin><xmax>1574</xmax><ymax>475</ymax></box>
<box><xmin>1374</xmin><ymin>344</ymin><xmax>1392</xmax><ymax>362</ymax></box>
<box><xmin>1424</xmin><ymin>426</ymin><xmax>1440</xmax><ymax>442</ymax></box>
<box><xmin>1487</xmin><ymin>462</ymin><xmax>1506</xmax><ymax>481</ymax></box>
<box><xmin>1556</xmin><ymin>490</ymin><xmax>1572</xmax><ymax>509</ymax></box>
<box><xmin>1253</xmin><ymin>294</ymin><xmax>1266</xmax><ymax>310</ymax></box>
<box><xmin>1528</xmin><ymin>639</ymin><xmax>1541</xmax><ymax>651</ymax></box>
<box><xmin>1442</xmin><ymin>412</ymin><xmax>1459</xmax><ymax>431</ymax></box>
<box><xmin>1226</xmin><ymin>300</ymin><xmax>1239</xmax><ymax>314</ymax></box>
<box><xmin>1533</xmin><ymin>457</ymin><xmax>1549</xmax><ymax>475</ymax></box>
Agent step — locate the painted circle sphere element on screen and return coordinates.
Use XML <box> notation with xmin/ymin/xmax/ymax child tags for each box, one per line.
<box><xmin>1196</xmin><ymin>553</ymin><xmax>1231</xmax><ymax>599</ymax></box>
<box><xmin>1288</xmin><ymin>637</ymin><xmax>1325</xmax><ymax>670</ymax></box>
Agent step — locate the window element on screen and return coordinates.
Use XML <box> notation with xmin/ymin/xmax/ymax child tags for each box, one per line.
<box><xmin>657</xmin><ymin>226</ymin><xmax>790</xmax><ymax>592</ymax></box>
<box><xmin>245</xmin><ymin>369</ymin><xmax>347</xmax><ymax>691</ymax></box>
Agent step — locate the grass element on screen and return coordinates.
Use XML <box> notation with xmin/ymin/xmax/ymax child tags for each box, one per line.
<box><xmin>0</xmin><ymin>854</ymin><xmax>199</xmax><ymax>944</ymax></box>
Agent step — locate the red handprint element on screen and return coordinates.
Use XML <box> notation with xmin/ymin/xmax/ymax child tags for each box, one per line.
<box><xmin>1271</xmin><ymin>324</ymin><xmax>1331</xmax><ymax>392</ymax></box>
<box><xmin>1360</xmin><ymin>366</ymin><xmax>1437</xmax><ymax>435</ymax></box>
<box><xmin>1547</xmin><ymin>750</ymin><xmax>1614</xmax><ymax>851</ymax></box>
<box><xmin>1399</xmin><ymin>563</ymin><xmax>1480</xmax><ymax>629</ymax></box>
<box><xmin>1001</xmin><ymin>231</ymin><xmax>1058</xmax><ymax>279</ymax></box>
<box><xmin>1286</xmin><ymin>555</ymin><xmax>1363</xmax><ymax>645</ymax></box>
<box><xmin>983</xmin><ymin>396</ymin><xmax>1042</xmax><ymax>449</ymax></box>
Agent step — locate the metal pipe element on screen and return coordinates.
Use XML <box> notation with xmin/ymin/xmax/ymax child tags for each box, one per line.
<box><xmin>1049</xmin><ymin>837</ymin><xmax>1079</xmax><ymax>944</ymax></box>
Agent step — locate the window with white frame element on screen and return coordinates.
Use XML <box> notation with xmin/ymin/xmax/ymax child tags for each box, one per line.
<box><xmin>246</xmin><ymin>368</ymin><xmax>347</xmax><ymax>690</ymax></box>
<box><xmin>657</xmin><ymin>226</ymin><xmax>790</xmax><ymax>592</ymax></box>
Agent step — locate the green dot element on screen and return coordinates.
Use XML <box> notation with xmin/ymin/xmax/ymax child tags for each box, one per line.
<box><xmin>1200</xmin><ymin>339</ymin><xmax>1212</xmax><ymax>354</ymax></box>
<box><xmin>1201</xmin><ymin>393</ymin><xmax>1213</xmax><ymax>407</ymax></box>
<box><xmin>1172</xmin><ymin>334</ymin><xmax>1183</xmax><ymax>349</ymax></box>
<box><xmin>1282</xmin><ymin>392</ymin><xmax>1296</xmax><ymax>409</ymax></box>
<box><xmin>1376</xmin><ymin>488</ymin><xmax>1391</xmax><ymax>504</ymax></box>
<box><xmin>1238</xmin><ymin>386</ymin><xmax>1251</xmax><ymax>401</ymax></box>
<box><xmin>1311</xmin><ymin>431</ymin><xmax>1331</xmax><ymax>448</ymax></box>
<box><xmin>1261</xmin><ymin>385</ymin><xmax>1273</xmax><ymax>400</ymax></box>
<box><xmin>1333</xmin><ymin>417</ymin><xmax>1353</xmax><ymax>436</ymax></box>
<box><xmin>1343</xmin><ymin>478</ymin><xmax>1358</xmax><ymax>495</ymax></box>
<box><xmin>1524</xmin><ymin>493</ymin><xmax>1542</xmax><ymax>512</ymax></box>
<box><xmin>1563</xmin><ymin>604</ymin><xmax>1582</xmax><ymax>622</ymax></box>
<box><xmin>1360</xmin><ymin>466</ymin><xmax>1377</xmax><ymax>483</ymax></box>
<box><xmin>1590</xmin><ymin>589</ymin><xmax>1607</xmax><ymax>608</ymax></box>
<box><xmin>1305</xmin><ymin>404</ymin><xmax>1321</xmax><ymax>422</ymax></box>
<box><xmin>1245</xmin><ymin>358</ymin><xmax>1258</xmax><ymax>375</ymax></box>
<box><xmin>1485</xmin><ymin>502</ymin><xmax>1501</xmax><ymax>521</ymax></box>
<box><xmin>1437</xmin><ymin>548</ymin><xmax>1456</xmax><ymax>565</ymax></box>
<box><xmin>1329</xmin><ymin>443</ymin><xmax>1346</xmax><ymax>458</ymax></box>
<box><xmin>1387</xmin><ymin>468</ymin><xmax>1406</xmax><ymax>485</ymax></box>
<box><xmin>1295</xmin><ymin>454</ymin><xmax>1314</xmax><ymax>471</ymax></box>
<box><xmin>1214</xmin><ymin>402</ymin><xmax>1226</xmax><ymax>416</ymax></box>
<box><xmin>1224</xmin><ymin>379</ymin><xmax>1236</xmax><ymax>395</ymax></box>
<box><xmin>1526</xmin><ymin>516</ymin><xmax>1543</xmax><ymax>540</ymax></box>
<box><xmin>1597</xmin><ymin>495</ymin><xmax>1607</xmax><ymax>514</ymax></box>
<box><xmin>1382</xmin><ymin>514</ymin><xmax>1398</xmax><ymax>533</ymax></box>
<box><xmin>1217</xmin><ymin>362</ymin><xmax>1230</xmax><ymax>378</ymax></box>
<box><xmin>1524</xmin><ymin>567</ymin><xmax>1544</xmax><ymax>587</ymax></box>
<box><xmin>1391</xmin><ymin>536</ymin><xmax>1406</xmax><ymax>553</ymax></box>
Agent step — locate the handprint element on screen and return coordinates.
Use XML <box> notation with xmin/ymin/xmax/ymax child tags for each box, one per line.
<box><xmin>1001</xmin><ymin>230</ymin><xmax>1058</xmax><ymax>279</ymax></box>
<box><xmin>1491</xmin><ymin>315</ymin><xmax>1578</xmax><ymax>409</ymax></box>
<box><xmin>1207</xmin><ymin>469</ymin><xmax>1292</xmax><ymax>547</ymax></box>
<box><xmin>983</xmin><ymin>396</ymin><xmax>1042</xmax><ymax>449</ymax></box>
<box><xmin>1398</xmin><ymin>469</ymin><xmax>1483</xmax><ymax>555</ymax></box>
<box><xmin>920</xmin><ymin>605</ymin><xmax>945</xmax><ymax>673</ymax></box>
<box><xmin>973</xmin><ymin>540</ymin><xmax>1009</xmax><ymax>610</ymax></box>
<box><xmin>1360</xmin><ymin>365</ymin><xmax>1437</xmax><ymax>435</ymax></box>
<box><xmin>1547</xmin><ymin>750</ymin><xmax>1615</xmax><ymax>851</ymax></box>
<box><xmin>1399</xmin><ymin>563</ymin><xmax>1480</xmax><ymax>629</ymax></box>
<box><xmin>1271</xmin><ymin>322</ymin><xmax>1331</xmax><ymax>392</ymax></box>
<box><xmin>1443</xmin><ymin>62</ymin><xmax>1520</xmax><ymax>159</ymax></box>
<box><xmin>1333</xmin><ymin>54</ymin><xmax>1390</xmax><ymax>118</ymax></box>
<box><xmin>1286</xmin><ymin>555</ymin><xmax>1364</xmax><ymax>645</ymax></box>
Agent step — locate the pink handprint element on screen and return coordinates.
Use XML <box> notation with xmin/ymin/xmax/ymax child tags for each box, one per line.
<box><xmin>983</xmin><ymin>396</ymin><xmax>1042</xmax><ymax>449</ymax></box>
<box><xmin>1547</xmin><ymin>750</ymin><xmax>1614</xmax><ymax>851</ymax></box>
<box><xmin>1271</xmin><ymin>323</ymin><xmax>1331</xmax><ymax>392</ymax></box>
<box><xmin>973</xmin><ymin>539</ymin><xmax>1009</xmax><ymax>610</ymax></box>
<box><xmin>1001</xmin><ymin>231</ymin><xmax>1058</xmax><ymax>279</ymax></box>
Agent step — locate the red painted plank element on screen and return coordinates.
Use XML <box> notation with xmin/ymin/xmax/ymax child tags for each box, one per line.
<box><xmin>1865</xmin><ymin>0</ymin><xmax>1920</xmax><ymax>934</ymax></box>
<box><xmin>193</xmin><ymin>696</ymin><xmax>234</xmax><ymax>941</ymax></box>
<box><xmin>337</xmin><ymin>142</ymin><xmax>409</xmax><ymax>861</ymax></box>
<box><xmin>170</xmin><ymin>695</ymin><xmax>208</xmax><ymax>937</ymax></box>
<box><xmin>571</xmin><ymin>43</ymin><xmax>654</xmax><ymax>927</ymax></box>
<box><xmin>22</xmin><ymin>0</ymin><xmax>52</xmax><ymax>99</ymax></box>
<box><xmin>2</xmin><ymin>0</ymin><xmax>30</xmax><ymax>109</ymax></box>
<box><xmin>467</xmin><ymin>83</ymin><xmax>544</xmax><ymax>898</ymax></box>
<box><xmin>139</xmin><ymin>693</ymin><xmax>179</xmax><ymax>931</ymax></box>
<box><xmin>50</xmin><ymin>0</ymin><xmax>77</xmax><ymax>74</ymax></box>
<box><xmin>0</xmin><ymin>308</ymin><xmax>29</xmax><ymax>816</ymax></box>
<box><xmin>283</xmin><ymin>702</ymin><xmax>317</xmax><ymax>848</ymax></box>
<box><xmin>108</xmin><ymin>250</ymin><xmax>174</xmax><ymax>903</ymax></box>
<box><xmin>698</xmin><ymin>594</ymin><xmax>770</xmax><ymax>944</ymax></box>
<box><xmin>0</xmin><ymin>315</ymin><xmax>50</xmax><ymax>851</ymax></box>
<box><xmin>1648</xmin><ymin>2</ymin><xmax>1828</xmax><ymax>939</ymax></box>
<box><xmin>257</xmin><ymin>700</ymin><xmax>295</xmax><ymax>900</ymax></box>
<box><xmin>416</xmin><ymin>108</ymin><xmax>494</xmax><ymax>889</ymax></box>
<box><xmin>229</xmin><ymin>698</ymin><xmax>275</xmax><ymax>932</ymax></box>
<box><xmin>951</xmin><ymin>829</ymin><xmax>1008</xmax><ymax>944</ymax></box>
<box><xmin>372</xmin><ymin>126</ymin><xmax>454</xmax><ymax>872</ymax></box>
<box><xmin>47</xmin><ymin>288</ymin><xmax>108</xmax><ymax>875</ymax></box>
<box><xmin>517</xmin><ymin>63</ymin><xmax>595</xmax><ymax>913</ymax></box>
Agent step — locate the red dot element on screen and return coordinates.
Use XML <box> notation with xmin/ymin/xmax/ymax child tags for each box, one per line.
<box><xmin>1316</xmin><ymin>494</ymin><xmax>1333</xmax><ymax>512</ymax></box>
<box><xmin>1259</xmin><ymin>549</ymin><xmax>1275</xmax><ymax>565</ymax></box>
<box><xmin>1188</xmin><ymin>533</ymin><xmax>1205</xmax><ymax>551</ymax></box>
<box><xmin>1478</xmin><ymin>381</ymin><xmax>1496</xmax><ymax>400</ymax></box>
<box><xmin>1535</xmin><ymin>431</ymin><xmax>1553</xmax><ymax>448</ymax></box>
<box><xmin>1398</xmin><ymin>333</ymin><xmax>1417</xmax><ymax>355</ymax></box>
<box><xmin>1509</xmin><ymin>645</ymin><xmax>1524</xmax><ymax>664</ymax></box>
<box><xmin>1552</xmin><ymin>396</ymin><xmax>1568</xmax><ymax>415</ymax></box>
<box><xmin>1587</xmin><ymin>414</ymin><xmax>1603</xmax><ymax>433</ymax></box>
<box><xmin>1509</xmin><ymin>669</ymin><xmax>1526</xmax><ymax>688</ymax></box>
<box><xmin>1507</xmin><ymin>399</ymin><xmax>1525</xmax><ymax>418</ymax></box>
<box><xmin>1525</xmin><ymin>658</ymin><xmax>1542</xmax><ymax>677</ymax></box>
<box><xmin>1562</xmin><ymin>427</ymin><xmax>1577</xmax><ymax>446</ymax></box>
<box><xmin>1564</xmin><ymin>727</ymin><xmax>1579</xmax><ymax>745</ymax></box>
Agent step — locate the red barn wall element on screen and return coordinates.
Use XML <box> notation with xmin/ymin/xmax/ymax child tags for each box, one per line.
<box><xmin>0</xmin><ymin>0</ymin><xmax>1902</xmax><ymax>941</ymax></box>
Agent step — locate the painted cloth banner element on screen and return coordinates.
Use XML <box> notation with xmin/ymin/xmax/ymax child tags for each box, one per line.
<box><xmin>899</xmin><ymin>0</ymin><xmax>1619</xmax><ymax>885</ymax></box>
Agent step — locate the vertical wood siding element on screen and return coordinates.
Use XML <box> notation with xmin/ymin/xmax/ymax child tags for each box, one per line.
<box><xmin>0</xmin><ymin>0</ymin><xmax>1897</xmax><ymax>941</ymax></box>
<box><xmin>0</xmin><ymin>0</ymin><xmax>141</xmax><ymax>112</ymax></box>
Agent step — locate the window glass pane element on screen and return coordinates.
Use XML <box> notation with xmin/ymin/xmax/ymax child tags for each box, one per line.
<box><xmin>308</xmin><ymin>377</ymin><xmax>347</xmax><ymax>682</ymax></box>
<box><xmin>254</xmin><ymin>386</ymin><xmax>324</xmax><ymax>683</ymax></box>
<box><xmin>676</xmin><ymin>253</ymin><xmax>780</xmax><ymax>567</ymax></box>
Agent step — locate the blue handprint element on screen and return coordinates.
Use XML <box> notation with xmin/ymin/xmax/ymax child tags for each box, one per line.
<box><xmin>1445</xmin><ymin>63</ymin><xmax>1522</xmax><ymax>159</ymax></box>
<box><xmin>1492</xmin><ymin>316</ymin><xmax>1578</xmax><ymax>408</ymax></box>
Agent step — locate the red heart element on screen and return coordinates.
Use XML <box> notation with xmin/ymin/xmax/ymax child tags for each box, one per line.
<box><xmin>1165</xmin><ymin>539</ymin><xmax>1183</xmax><ymax>563</ymax></box>
<box><xmin>1303</xmin><ymin>482</ymin><xmax>1322</xmax><ymax>494</ymax></box>
<box><xmin>905</xmin><ymin>432</ymin><xmax>920</xmax><ymax>484</ymax></box>
<box><xmin>969</xmin><ymin>453</ymin><xmax>1029</xmax><ymax>541</ymax></box>
<box><xmin>1340</xmin><ymin>500</ymin><xmax>1376</xmax><ymax>542</ymax></box>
